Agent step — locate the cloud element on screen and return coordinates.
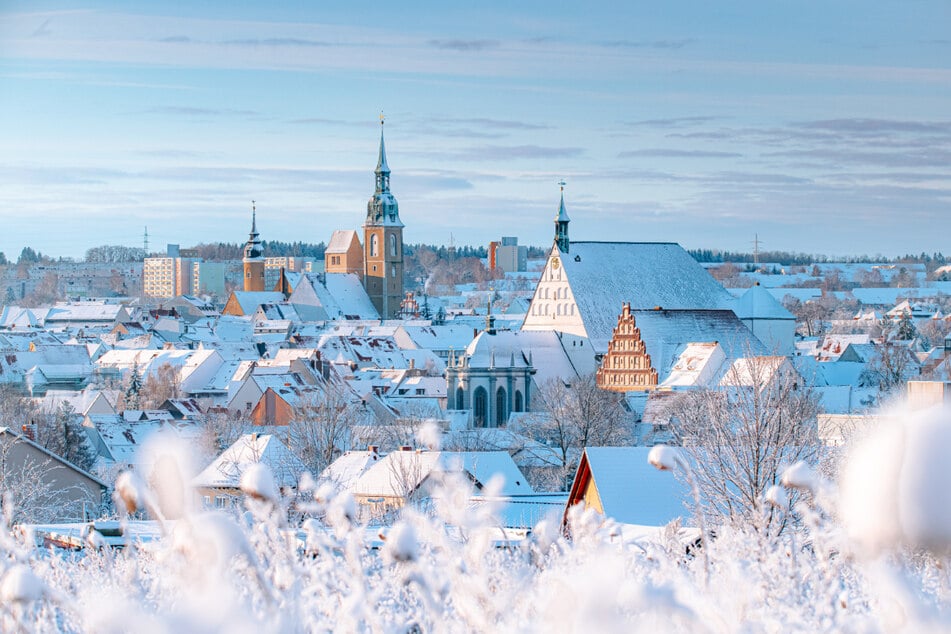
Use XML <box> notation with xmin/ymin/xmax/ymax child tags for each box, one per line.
<box><xmin>159</xmin><ymin>36</ymin><xmax>192</xmax><ymax>43</ymax></box>
<box><xmin>221</xmin><ymin>38</ymin><xmax>330</xmax><ymax>47</ymax></box>
<box><xmin>428</xmin><ymin>116</ymin><xmax>550</xmax><ymax>131</ymax></box>
<box><xmin>794</xmin><ymin>118</ymin><xmax>951</xmax><ymax>137</ymax></box>
<box><xmin>626</xmin><ymin>116</ymin><xmax>723</xmax><ymax>128</ymax></box>
<box><xmin>427</xmin><ymin>39</ymin><xmax>500</xmax><ymax>51</ymax></box>
<box><xmin>600</xmin><ymin>39</ymin><xmax>695</xmax><ymax>49</ymax></box>
<box><xmin>618</xmin><ymin>149</ymin><xmax>742</xmax><ymax>159</ymax></box>
<box><xmin>143</xmin><ymin>106</ymin><xmax>260</xmax><ymax>117</ymax></box>
<box><xmin>441</xmin><ymin>145</ymin><xmax>584</xmax><ymax>161</ymax></box>
<box><xmin>31</xmin><ymin>18</ymin><xmax>52</xmax><ymax>38</ymax></box>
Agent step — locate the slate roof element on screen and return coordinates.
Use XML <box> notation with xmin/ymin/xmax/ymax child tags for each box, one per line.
<box><xmin>732</xmin><ymin>284</ymin><xmax>795</xmax><ymax>320</ymax></box>
<box><xmin>630</xmin><ymin>309</ymin><xmax>766</xmax><ymax>382</ymax></box>
<box><xmin>194</xmin><ymin>433</ymin><xmax>309</xmax><ymax>489</ymax></box>
<box><xmin>552</xmin><ymin>242</ymin><xmax>734</xmax><ymax>350</ymax></box>
<box><xmin>326</xmin><ymin>230</ymin><xmax>360</xmax><ymax>253</ymax></box>
<box><xmin>353</xmin><ymin>450</ymin><xmax>533</xmax><ymax>498</ymax></box>
<box><xmin>576</xmin><ymin>446</ymin><xmax>691</xmax><ymax>526</ymax></box>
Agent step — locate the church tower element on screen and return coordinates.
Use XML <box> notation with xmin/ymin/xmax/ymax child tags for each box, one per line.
<box><xmin>363</xmin><ymin>116</ymin><xmax>404</xmax><ymax>318</ymax></box>
<box><xmin>555</xmin><ymin>180</ymin><xmax>570</xmax><ymax>253</ymax></box>
<box><xmin>243</xmin><ymin>201</ymin><xmax>265</xmax><ymax>292</ymax></box>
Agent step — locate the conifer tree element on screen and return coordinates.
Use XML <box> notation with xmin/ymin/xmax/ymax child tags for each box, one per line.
<box><xmin>897</xmin><ymin>311</ymin><xmax>917</xmax><ymax>340</ymax></box>
<box><xmin>125</xmin><ymin>362</ymin><xmax>143</xmax><ymax>411</ymax></box>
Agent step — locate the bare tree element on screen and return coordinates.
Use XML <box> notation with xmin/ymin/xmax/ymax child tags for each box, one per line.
<box><xmin>0</xmin><ymin>436</ymin><xmax>94</xmax><ymax>525</ymax></box>
<box><xmin>288</xmin><ymin>387</ymin><xmax>363</xmax><ymax>476</ymax></box>
<box><xmin>197</xmin><ymin>405</ymin><xmax>247</xmax><ymax>462</ymax></box>
<box><xmin>521</xmin><ymin>373</ymin><xmax>630</xmax><ymax>491</ymax></box>
<box><xmin>665</xmin><ymin>357</ymin><xmax>820</xmax><ymax>533</ymax></box>
<box><xmin>141</xmin><ymin>363</ymin><xmax>182</xmax><ymax>410</ymax></box>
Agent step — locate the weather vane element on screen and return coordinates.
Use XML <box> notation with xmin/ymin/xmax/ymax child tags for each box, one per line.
<box><xmin>558</xmin><ymin>180</ymin><xmax>566</xmax><ymax>191</ymax></box>
<box><xmin>380</xmin><ymin>111</ymin><xmax>385</xmax><ymax>126</ymax></box>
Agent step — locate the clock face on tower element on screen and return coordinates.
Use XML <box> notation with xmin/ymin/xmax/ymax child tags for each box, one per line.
<box><xmin>552</xmin><ymin>257</ymin><xmax>561</xmax><ymax>270</ymax></box>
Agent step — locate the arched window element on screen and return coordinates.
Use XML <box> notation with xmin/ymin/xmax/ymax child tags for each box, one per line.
<box><xmin>473</xmin><ymin>387</ymin><xmax>487</xmax><ymax>427</ymax></box>
<box><xmin>370</xmin><ymin>234</ymin><xmax>379</xmax><ymax>257</ymax></box>
<box><xmin>495</xmin><ymin>387</ymin><xmax>507</xmax><ymax>427</ymax></box>
<box><xmin>389</xmin><ymin>234</ymin><xmax>398</xmax><ymax>257</ymax></box>
<box><xmin>514</xmin><ymin>390</ymin><xmax>523</xmax><ymax>413</ymax></box>
<box><xmin>391</xmin><ymin>264</ymin><xmax>396</xmax><ymax>278</ymax></box>
<box><xmin>455</xmin><ymin>386</ymin><xmax>465</xmax><ymax>410</ymax></box>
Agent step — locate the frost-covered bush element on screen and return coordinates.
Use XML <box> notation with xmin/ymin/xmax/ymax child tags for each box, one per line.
<box><xmin>3</xmin><ymin>407</ymin><xmax>951</xmax><ymax>631</ymax></box>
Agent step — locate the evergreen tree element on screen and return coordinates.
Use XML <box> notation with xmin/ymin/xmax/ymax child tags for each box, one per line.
<box><xmin>897</xmin><ymin>311</ymin><xmax>917</xmax><ymax>340</ymax></box>
<box><xmin>125</xmin><ymin>362</ymin><xmax>143</xmax><ymax>411</ymax></box>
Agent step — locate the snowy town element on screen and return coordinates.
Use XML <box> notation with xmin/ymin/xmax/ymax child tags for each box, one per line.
<box><xmin>4</xmin><ymin>2</ymin><xmax>951</xmax><ymax>632</ymax></box>
<box><xmin>0</xmin><ymin>124</ymin><xmax>949</xmax><ymax>630</ymax></box>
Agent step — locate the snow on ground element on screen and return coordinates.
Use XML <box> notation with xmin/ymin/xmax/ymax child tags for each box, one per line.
<box><xmin>5</xmin><ymin>406</ymin><xmax>951</xmax><ymax>632</ymax></box>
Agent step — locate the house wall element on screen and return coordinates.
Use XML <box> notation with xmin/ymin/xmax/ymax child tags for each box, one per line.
<box><xmin>0</xmin><ymin>433</ymin><xmax>105</xmax><ymax>522</ymax></box>
<box><xmin>742</xmin><ymin>318</ymin><xmax>796</xmax><ymax>356</ymax></box>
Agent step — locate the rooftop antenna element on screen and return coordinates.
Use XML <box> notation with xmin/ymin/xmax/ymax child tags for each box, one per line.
<box><xmin>143</xmin><ymin>226</ymin><xmax>149</xmax><ymax>253</ymax></box>
<box><xmin>752</xmin><ymin>233</ymin><xmax>762</xmax><ymax>266</ymax></box>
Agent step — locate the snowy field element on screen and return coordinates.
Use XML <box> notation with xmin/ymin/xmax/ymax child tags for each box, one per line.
<box><xmin>3</xmin><ymin>406</ymin><xmax>951</xmax><ymax>632</ymax></box>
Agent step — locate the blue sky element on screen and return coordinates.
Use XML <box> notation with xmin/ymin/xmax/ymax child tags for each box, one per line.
<box><xmin>1</xmin><ymin>1</ymin><xmax>949</xmax><ymax>259</ymax></box>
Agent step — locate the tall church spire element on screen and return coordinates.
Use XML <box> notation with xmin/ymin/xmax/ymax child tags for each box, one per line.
<box><xmin>375</xmin><ymin>113</ymin><xmax>391</xmax><ymax>195</ymax></box>
<box><xmin>244</xmin><ymin>200</ymin><xmax>263</xmax><ymax>261</ymax></box>
<box><xmin>555</xmin><ymin>181</ymin><xmax>570</xmax><ymax>253</ymax></box>
<box><xmin>363</xmin><ymin>115</ymin><xmax>405</xmax><ymax>319</ymax></box>
<box><xmin>243</xmin><ymin>200</ymin><xmax>265</xmax><ymax>291</ymax></box>
<box><xmin>366</xmin><ymin>114</ymin><xmax>402</xmax><ymax>227</ymax></box>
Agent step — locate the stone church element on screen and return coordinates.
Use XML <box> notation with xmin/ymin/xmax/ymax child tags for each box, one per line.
<box><xmin>232</xmin><ymin>119</ymin><xmax>406</xmax><ymax>319</ymax></box>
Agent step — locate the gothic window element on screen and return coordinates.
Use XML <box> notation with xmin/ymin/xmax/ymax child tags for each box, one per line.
<box><xmin>495</xmin><ymin>387</ymin><xmax>507</xmax><ymax>427</ymax></box>
<box><xmin>456</xmin><ymin>386</ymin><xmax>465</xmax><ymax>410</ymax></box>
<box><xmin>391</xmin><ymin>265</ymin><xmax>396</xmax><ymax>278</ymax></box>
<box><xmin>370</xmin><ymin>234</ymin><xmax>379</xmax><ymax>257</ymax></box>
<box><xmin>473</xmin><ymin>387</ymin><xmax>487</xmax><ymax>427</ymax></box>
<box><xmin>514</xmin><ymin>390</ymin><xmax>523</xmax><ymax>412</ymax></box>
<box><xmin>389</xmin><ymin>234</ymin><xmax>398</xmax><ymax>257</ymax></box>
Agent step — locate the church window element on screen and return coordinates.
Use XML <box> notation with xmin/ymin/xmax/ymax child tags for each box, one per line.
<box><xmin>456</xmin><ymin>386</ymin><xmax>465</xmax><ymax>410</ymax></box>
<box><xmin>495</xmin><ymin>387</ymin><xmax>507</xmax><ymax>427</ymax></box>
<box><xmin>370</xmin><ymin>234</ymin><xmax>379</xmax><ymax>257</ymax></box>
<box><xmin>514</xmin><ymin>390</ymin><xmax>523</xmax><ymax>412</ymax></box>
<box><xmin>391</xmin><ymin>265</ymin><xmax>396</xmax><ymax>278</ymax></box>
<box><xmin>473</xmin><ymin>387</ymin><xmax>487</xmax><ymax>427</ymax></box>
<box><xmin>389</xmin><ymin>235</ymin><xmax>398</xmax><ymax>257</ymax></box>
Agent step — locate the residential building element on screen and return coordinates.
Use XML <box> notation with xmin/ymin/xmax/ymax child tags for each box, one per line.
<box><xmin>324</xmin><ymin>230</ymin><xmax>363</xmax><ymax>277</ymax></box>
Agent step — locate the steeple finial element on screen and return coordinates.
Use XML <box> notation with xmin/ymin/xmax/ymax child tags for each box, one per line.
<box><xmin>555</xmin><ymin>180</ymin><xmax>570</xmax><ymax>253</ymax></box>
<box><xmin>376</xmin><ymin>114</ymin><xmax>390</xmax><ymax>181</ymax></box>
<box><xmin>251</xmin><ymin>199</ymin><xmax>257</xmax><ymax>233</ymax></box>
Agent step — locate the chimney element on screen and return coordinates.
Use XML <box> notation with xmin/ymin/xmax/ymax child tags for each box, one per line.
<box><xmin>399</xmin><ymin>445</ymin><xmax>412</xmax><ymax>451</ymax></box>
<box><xmin>368</xmin><ymin>445</ymin><xmax>379</xmax><ymax>456</ymax></box>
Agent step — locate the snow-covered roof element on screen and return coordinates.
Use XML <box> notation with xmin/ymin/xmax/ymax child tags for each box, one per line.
<box><xmin>579</xmin><ymin>447</ymin><xmax>691</xmax><ymax>527</ymax></box>
<box><xmin>554</xmin><ymin>242</ymin><xmax>734</xmax><ymax>346</ymax></box>
<box><xmin>462</xmin><ymin>329</ymin><xmax>579</xmax><ymax>385</ymax></box>
<box><xmin>289</xmin><ymin>273</ymin><xmax>380</xmax><ymax>321</ymax></box>
<box><xmin>719</xmin><ymin>356</ymin><xmax>793</xmax><ymax>388</ymax></box>
<box><xmin>659</xmin><ymin>342</ymin><xmax>727</xmax><ymax>388</ymax></box>
<box><xmin>319</xmin><ymin>449</ymin><xmax>381</xmax><ymax>491</ymax></box>
<box><xmin>353</xmin><ymin>450</ymin><xmax>533</xmax><ymax>498</ymax></box>
<box><xmin>732</xmin><ymin>284</ymin><xmax>795</xmax><ymax>320</ymax></box>
<box><xmin>326</xmin><ymin>229</ymin><xmax>360</xmax><ymax>253</ymax></box>
<box><xmin>229</xmin><ymin>292</ymin><xmax>287</xmax><ymax>316</ymax></box>
<box><xmin>193</xmin><ymin>433</ymin><xmax>309</xmax><ymax>489</ymax></box>
<box><xmin>631</xmin><ymin>309</ymin><xmax>766</xmax><ymax>382</ymax></box>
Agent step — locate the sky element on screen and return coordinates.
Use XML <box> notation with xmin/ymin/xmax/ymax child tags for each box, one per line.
<box><xmin>1</xmin><ymin>1</ymin><xmax>949</xmax><ymax>260</ymax></box>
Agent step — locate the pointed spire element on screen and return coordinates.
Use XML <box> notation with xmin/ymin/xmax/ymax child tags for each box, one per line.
<box><xmin>244</xmin><ymin>200</ymin><xmax>263</xmax><ymax>262</ymax></box>
<box><xmin>555</xmin><ymin>180</ymin><xmax>570</xmax><ymax>253</ymax></box>
<box><xmin>375</xmin><ymin>112</ymin><xmax>390</xmax><ymax>190</ymax></box>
